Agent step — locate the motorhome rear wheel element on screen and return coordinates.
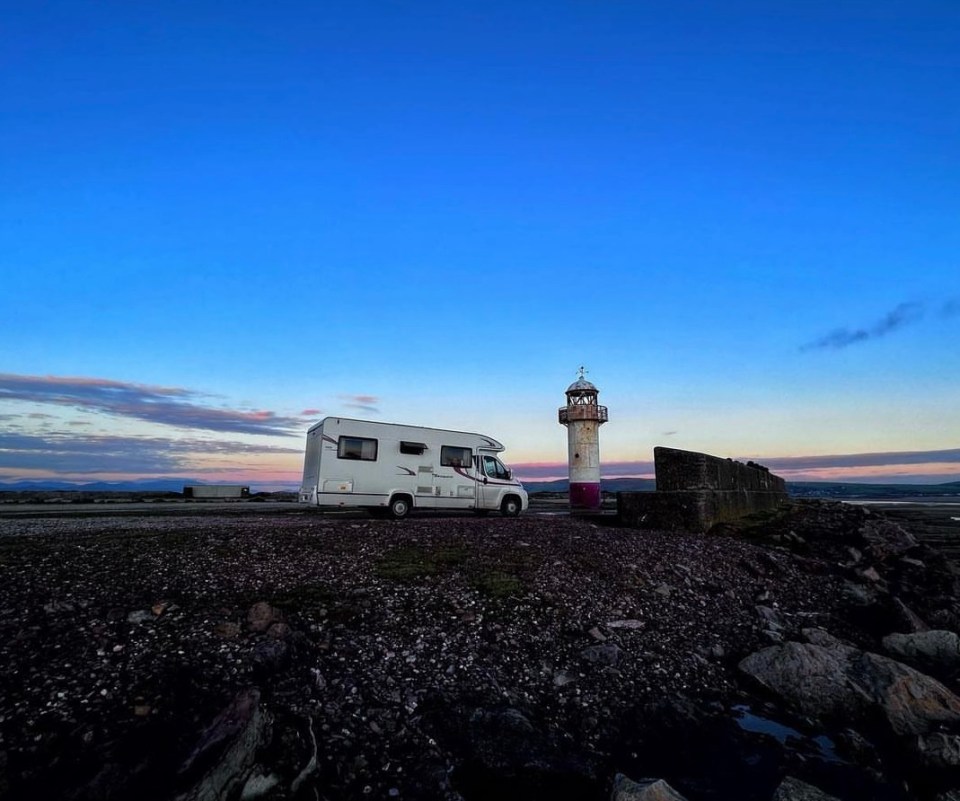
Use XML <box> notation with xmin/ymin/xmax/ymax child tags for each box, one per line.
<box><xmin>389</xmin><ymin>495</ymin><xmax>411</xmax><ymax>520</ymax></box>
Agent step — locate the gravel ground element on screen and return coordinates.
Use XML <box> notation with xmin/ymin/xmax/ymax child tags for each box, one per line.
<box><xmin>0</xmin><ymin>507</ymin><xmax>866</xmax><ymax>800</ymax></box>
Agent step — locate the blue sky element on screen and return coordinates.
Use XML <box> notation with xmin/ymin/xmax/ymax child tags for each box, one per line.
<box><xmin>2</xmin><ymin>1</ymin><xmax>959</xmax><ymax>487</ymax></box>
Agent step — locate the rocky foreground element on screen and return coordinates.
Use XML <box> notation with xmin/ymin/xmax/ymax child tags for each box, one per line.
<box><xmin>1</xmin><ymin>501</ymin><xmax>959</xmax><ymax>801</ymax></box>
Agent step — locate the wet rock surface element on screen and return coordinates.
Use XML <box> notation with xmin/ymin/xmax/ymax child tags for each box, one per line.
<box><xmin>0</xmin><ymin>501</ymin><xmax>958</xmax><ymax>800</ymax></box>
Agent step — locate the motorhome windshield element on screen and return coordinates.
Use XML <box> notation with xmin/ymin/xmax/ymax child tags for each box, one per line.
<box><xmin>482</xmin><ymin>456</ymin><xmax>511</xmax><ymax>480</ymax></box>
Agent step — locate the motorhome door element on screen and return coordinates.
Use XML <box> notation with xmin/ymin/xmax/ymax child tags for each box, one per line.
<box><xmin>478</xmin><ymin>452</ymin><xmax>511</xmax><ymax>509</ymax></box>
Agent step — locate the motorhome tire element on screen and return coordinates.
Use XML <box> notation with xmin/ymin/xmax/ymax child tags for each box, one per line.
<box><xmin>389</xmin><ymin>496</ymin><xmax>411</xmax><ymax>520</ymax></box>
<box><xmin>500</xmin><ymin>496</ymin><xmax>521</xmax><ymax>517</ymax></box>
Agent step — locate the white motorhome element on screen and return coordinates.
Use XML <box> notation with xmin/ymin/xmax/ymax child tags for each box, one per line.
<box><xmin>298</xmin><ymin>417</ymin><xmax>529</xmax><ymax>518</ymax></box>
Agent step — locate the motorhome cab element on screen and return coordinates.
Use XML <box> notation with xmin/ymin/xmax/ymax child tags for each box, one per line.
<box><xmin>299</xmin><ymin>417</ymin><xmax>529</xmax><ymax>518</ymax></box>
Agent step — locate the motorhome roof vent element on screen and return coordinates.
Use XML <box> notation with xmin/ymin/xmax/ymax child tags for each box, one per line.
<box><xmin>400</xmin><ymin>441</ymin><xmax>427</xmax><ymax>455</ymax></box>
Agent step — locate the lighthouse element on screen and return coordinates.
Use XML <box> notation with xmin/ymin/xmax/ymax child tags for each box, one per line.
<box><xmin>558</xmin><ymin>368</ymin><xmax>608</xmax><ymax>512</ymax></box>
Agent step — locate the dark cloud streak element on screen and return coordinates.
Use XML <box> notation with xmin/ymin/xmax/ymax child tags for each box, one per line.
<box><xmin>801</xmin><ymin>302</ymin><xmax>925</xmax><ymax>351</ymax></box>
<box><xmin>0</xmin><ymin>374</ymin><xmax>304</xmax><ymax>436</ymax></box>
<box><xmin>742</xmin><ymin>448</ymin><xmax>960</xmax><ymax>472</ymax></box>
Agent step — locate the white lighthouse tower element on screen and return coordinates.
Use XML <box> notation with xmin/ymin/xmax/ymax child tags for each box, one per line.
<box><xmin>558</xmin><ymin>368</ymin><xmax>608</xmax><ymax>512</ymax></box>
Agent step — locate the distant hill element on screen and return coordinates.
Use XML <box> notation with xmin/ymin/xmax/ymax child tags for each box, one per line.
<box><xmin>787</xmin><ymin>480</ymin><xmax>960</xmax><ymax>500</ymax></box>
<box><xmin>0</xmin><ymin>478</ymin><xmax>207</xmax><ymax>493</ymax></box>
<box><xmin>4</xmin><ymin>477</ymin><xmax>958</xmax><ymax>501</ymax></box>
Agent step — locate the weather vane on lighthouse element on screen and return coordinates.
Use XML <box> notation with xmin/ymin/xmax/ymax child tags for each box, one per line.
<box><xmin>558</xmin><ymin>368</ymin><xmax>608</xmax><ymax>513</ymax></box>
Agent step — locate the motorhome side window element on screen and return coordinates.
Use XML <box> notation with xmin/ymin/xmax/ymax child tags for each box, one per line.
<box><xmin>440</xmin><ymin>445</ymin><xmax>471</xmax><ymax>467</ymax></box>
<box><xmin>337</xmin><ymin>436</ymin><xmax>378</xmax><ymax>461</ymax></box>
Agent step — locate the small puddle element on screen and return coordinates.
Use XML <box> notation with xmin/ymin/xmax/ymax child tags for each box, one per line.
<box><xmin>732</xmin><ymin>705</ymin><xmax>841</xmax><ymax>763</ymax></box>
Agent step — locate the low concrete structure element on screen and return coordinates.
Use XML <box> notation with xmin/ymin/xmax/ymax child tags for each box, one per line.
<box><xmin>183</xmin><ymin>485</ymin><xmax>250</xmax><ymax>500</ymax></box>
<box><xmin>618</xmin><ymin>447</ymin><xmax>787</xmax><ymax>532</ymax></box>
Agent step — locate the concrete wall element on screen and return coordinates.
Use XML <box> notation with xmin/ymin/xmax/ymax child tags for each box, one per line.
<box><xmin>654</xmin><ymin>446</ymin><xmax>786</xmax><ymax>493</ymax></box>
<box><xmin>619</xmin><ymin>447</ymin><xmax>787</xmax><ymax>532</ymax></box>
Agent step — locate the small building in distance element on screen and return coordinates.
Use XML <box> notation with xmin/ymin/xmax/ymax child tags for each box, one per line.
<box><xmin>183</xmin><ymin>485</ymin><xmax>250</xmax><ymax>500</ymax></box>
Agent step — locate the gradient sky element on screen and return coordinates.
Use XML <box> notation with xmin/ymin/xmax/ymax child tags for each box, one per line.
<box><xmin>2</xmin><ymin>1</ymin><xmax>959</xmax><ymax>488</ymax></box>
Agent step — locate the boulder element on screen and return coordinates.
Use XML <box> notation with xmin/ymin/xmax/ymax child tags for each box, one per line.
<box><xmin>850</xmin><ymin>651</ymin><xmax>960</xmax><ymax>736</ymax></box>
<box><xmin>771</xmin><ymin>776</ymin><xmax>840</xmax><ymax>800</ymax></box>
<box><xmin>909</xmin><ymin>733</ymin><xmax>960</xmax><ymax>769</ymax></box>
<box><xmin>890</xmin><ymin>597</ymin><xmax>930</xmax><ymax>634</ymax></box>
<box><xmin>882</xmin><ymin>630</ymin><xmax>960</xmax><ymax>675</ymax></box>
<box><xmin>800</xmin><ymin>628</ymin><xmax>848</xmax><ymax>650</ymax></box>
<box><xmin>738</xmin><ymin>642</ymin><xmax>871</xmax><ymax>721</ymax></box>
<box><xmin>740</xmin><ymin>642</ymin><xmax>960</xmax><ymax>736</ymax></box>
<box><xmin>860</xmin><ymin>519</ymin><xmax>917</xmax><ymax>560</ymax></box>
<box><xmin>611</xmin><ymin>773</ymin><xmax>689</xmax><ymax>801</ymax></box>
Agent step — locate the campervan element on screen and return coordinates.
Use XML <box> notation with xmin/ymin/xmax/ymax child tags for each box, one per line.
<box><xmin>298</xmin><ymin>417</ymin><xmax>528</xmax><ymax>518</ymax></box>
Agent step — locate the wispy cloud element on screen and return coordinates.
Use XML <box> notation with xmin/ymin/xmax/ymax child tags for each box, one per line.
<box><xmin>301</xmin><ymin>408</ymin><xmax>323</xmax><ymax>417</ymax></box>
<box><xmin>0</xmin><ymin>373</ymin><xmax>304</xmax><ymax>436</ymax></box>
<box><xmin>942</xmin><ymin>298</ymin><xmax>960</xmax><ymax>318</ymax></box>
<box><xmin>0</xmin><ymin>433</ymin><xmax>301</xmax><ymax>475</ymax></box>
<box><xmin>801</xmin><ymin>302</ymin><xmax>925</xmax><ymax>351</ymax></box>
<box><xmin>338</xmin><ymin>394</ymin><xmax>380</xmax><ymax>415</ymax></box>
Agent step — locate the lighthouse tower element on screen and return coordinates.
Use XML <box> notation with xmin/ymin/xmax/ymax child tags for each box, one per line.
<box><xmin>558</xmin><ymin>368</ymin><xmax>608</xmax><ymax>512</ymax></box>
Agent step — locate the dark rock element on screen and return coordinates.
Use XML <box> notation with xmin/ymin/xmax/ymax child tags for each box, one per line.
<box><xmin>247</xmin><ymin>602</ymin><xmax>282</xmax><ymax>633</ymax></box>
<box><xmin>251</xmin><ymin>640</ymin><xmax>290</xmax><ymax>676</ymax></box>
<box><xmin>611</xmin><ymin>773</ymin><xmax>690</xmax><ymax>800</ymax></box>
<box><xmin>908</xmin><ymin>733</ymin><xmax>960</xmax><ymax>769</ymax></box>
<box><xmin>738</xmin><ymin>642</ymin><xmax>870</xmax><ymax>722</ymax></box>
<box><xmin>860</xmin><ymin>520</ymin><xmax>916</xmax><ymax>560</ymax></box>
<box><xmin>800</xmin><ymin>628</ymin><xmax>848</xmax><ymax>650</ymax></box>
<box><xmin>740</xmin><ymin>641</ymin><xmax>960</xmax><ymax>737</ymax></box>
<box><xmin>890</xmin><ymin>597</ymin><xmax>929</xmax><ymax>634</ymax></box>
<box><xmin>177</xmin><ymin>688</ymin><xmax>270</xmax><ymax>801</ymax></box>
<box><xmin>581</xmin><ymin>643</ymin><xmax>622</xmax><ymax>667</ymax></box>
<box><xmin>771</xmin><ymin>776</ymin><xmax>841</xmax><ymax>801</ymax></box>
<box><xmin>882</xmin><ymin>630</ymin><xmax>960</xmax><ymax>676</ymax></box>
<box><xmin>850</xmin><ymin>651</ymin><xmax>960</xmax><ymax>736</ymax></box>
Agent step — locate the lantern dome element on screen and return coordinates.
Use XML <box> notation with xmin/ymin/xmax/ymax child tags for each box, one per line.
<box><xmin>565</xmin><ymin>377</ymin><xmax>598</xmax><ymax>395</ymax></box>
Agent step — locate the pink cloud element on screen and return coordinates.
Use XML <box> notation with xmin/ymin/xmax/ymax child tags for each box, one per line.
<box><xmin>338</xmin><ymin>394</ymin><xmax>380</xmax><ymax>415</ymax></box>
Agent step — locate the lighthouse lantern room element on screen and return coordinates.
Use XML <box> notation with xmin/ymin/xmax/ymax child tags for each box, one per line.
<box><xmin>558</xmin><ymin>368</ymin><xmax>608</xmax><ymax>512</ymax></box>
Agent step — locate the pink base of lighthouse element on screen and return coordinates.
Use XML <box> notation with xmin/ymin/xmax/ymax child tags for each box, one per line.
<box><xmin>569</xmin><ymin>482</ymin><xmax>602</xmax><ymax>510</ymax></box>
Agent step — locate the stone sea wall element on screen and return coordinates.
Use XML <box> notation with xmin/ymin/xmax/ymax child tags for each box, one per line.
<box><xmin>619</xmin><ymin>446</ymin><xmax>788</xmax><ymax>532</ymax></box>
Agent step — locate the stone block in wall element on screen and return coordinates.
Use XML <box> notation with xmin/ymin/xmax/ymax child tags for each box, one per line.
<box><xmin>618</xmin><ymin>489</ymin><xmax>788</xmax><ymax>533</ymax></box>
